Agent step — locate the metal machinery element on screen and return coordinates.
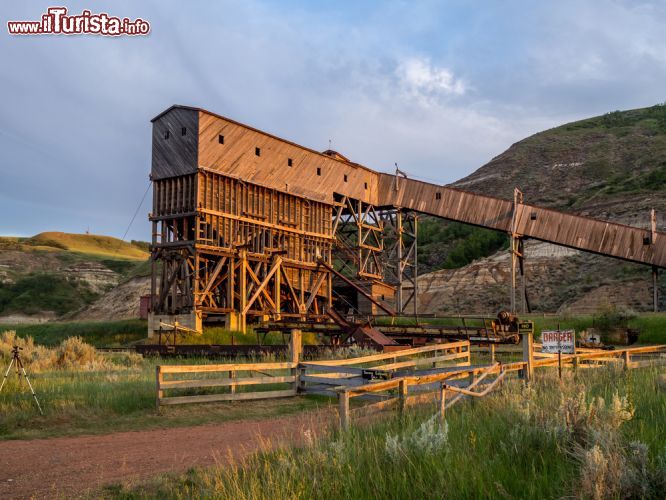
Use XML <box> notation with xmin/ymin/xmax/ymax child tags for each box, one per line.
<box><xmin>148</xmin><ymin>105</ymin><xmax>666</xmax><ymax>340</ymax></box>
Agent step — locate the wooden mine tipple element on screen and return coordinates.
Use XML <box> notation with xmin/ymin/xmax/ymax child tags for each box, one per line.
<box><xmin>148</xmin><ymin>105</ymin><xmax>666</xmax><ymax>335</ymax></box>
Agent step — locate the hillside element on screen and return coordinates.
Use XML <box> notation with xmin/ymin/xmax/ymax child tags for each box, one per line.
<box><xmin>416</xmin><ymin>105</ymin><xmax>666</xmax><ymax>314</ymax></box>
<box><xmin>0</xmin><ymin>233</ymin><xmax>150</xmax><ymax>322</ymax></box>
<box><xmin>454</xmin><ymin>104</ymin><xmax>666</xmax><ymax>222</ymax></box>
<box><xmin>25</xmin><ymin>232</ymin><xmax>148</xmax><ymax>260</ymax></box>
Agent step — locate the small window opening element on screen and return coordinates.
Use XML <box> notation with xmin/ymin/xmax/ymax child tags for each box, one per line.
<box><xmin>255</xmin><ymin>147</ymin><xmax>261</xmax><ymax>156</ymax></box>
<box><xmin>344</xmin><ymin>174</ymin><xmax>348</xmax><ymax>182</ymax></box>
<box><xmin>288</xmin><ymin>158</ymin><xmax>293</xmax><ymax>167</ymax></box>
<box><xmin>530</xmin><ymin>212</ymin><xmax>537</xmax><ymax>220</ymax></box>
<box><xmin>643</xmin><ymin>236</ymin><xmax>652</xmax><ymax>245</ymax></box>
<box><xmin>317</xmin><ymin>167</ymin><xmax>321</xmax><ymax>176</ymax></box>
<box><xmin>164</xmin><ymin>130</ymin><xmax>170</xmax><ymax>139</ymax></box>
<box><xmin>181</xmin><ymin>127</ymin><xmax>186</xmax><ymax>136</ymax></box>
<box><xmin>435</xmin><ymin>192</ymin><xmax>441</xmax><ymax>200</ymax></box>
<box><xmin>218</xmin><ymin>134</ymin><xmax>224</xmax><ymax>144</ymax></box>
<box><xmin>364</xmin><ymin>182</ymin><xmax>368</xmax><ymax>189</ymax></box>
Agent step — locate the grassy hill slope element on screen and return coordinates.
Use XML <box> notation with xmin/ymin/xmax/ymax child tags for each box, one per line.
<box><xmin>0</xmin><ymin>233</ymin><xmax>150</xmax><ymax>320</ymax></box>
<box><xmin>454</xmin><ymin>104</ymin><xmax>666</xmax><ymax>219</ymax></box>
<box><xmin>418</xmin><ymin>104</ymin><xmax>666</xmax><ymax>273</ymax></box>
<box><xmin>25</xmin><ymin>232</ymin><xmax>148</xmax><ymax>260</ymax></box>
<box><xmin>417</xmin><ymin>104</ymin><xmax>666</xmax><ymax>313</ymax></box>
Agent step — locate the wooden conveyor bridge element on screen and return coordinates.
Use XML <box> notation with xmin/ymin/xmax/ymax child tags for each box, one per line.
<box><xmin>147</xmin><ymin>105</ymin><xmax>663</xmax><ymax>335</ymax></box>
<box><xmin>379</xmin><ymin>174</ymin><xmax>665</xmax><ymax>268</ymax></box>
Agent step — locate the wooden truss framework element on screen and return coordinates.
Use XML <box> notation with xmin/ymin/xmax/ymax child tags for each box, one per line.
<box><xmin>332</xmin><ymin>195</ymin><xmax>385</xmax><ymax>280</ymax></box>
<box><xmin>382</xmin><ymin>210</ymin><xmax>419</xmax><ymax>315</ymax></box>
<box><xmin>150</xmin><ymin>170</ymin><xmax>334</xmax><ymax>331</ymax></box>
<box><xmin>150</xmin><ymin>182</ymin><xmax>421</xmax><ymax>331</ymax></box>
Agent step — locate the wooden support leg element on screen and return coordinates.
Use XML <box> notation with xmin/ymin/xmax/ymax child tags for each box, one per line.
<box><xmin>290</xmin><ymin>329</ymin><xmax>302</xmax><ymax>393</ymax></box>
<box><xmin>653</xmin><ymin>266</ymin><xmax>659</xmax><ymax>313</ymax></box>
<box><xmin>156</xmin><ymin>366</ymin><xmax>163</xmax><ymax>411</ymax></box>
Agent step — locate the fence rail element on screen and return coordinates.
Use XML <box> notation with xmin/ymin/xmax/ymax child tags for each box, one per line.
<box><xmin>337</xmin><ymin>362</ymin><xmax>508</xmax><ymax>429</ymax></box>
<box><xmin>300</xmin><ymin>341</ymin><xmax>470</xmax><ymax>395</ymax></box>
<box><xmin>155</xmin><ymin>332</ymin><xmax>302</xmax><ymax>408</ymax></box>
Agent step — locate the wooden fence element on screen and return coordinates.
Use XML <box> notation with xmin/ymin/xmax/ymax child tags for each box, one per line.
<box><xmin>155</xmin><ymin>331</ymin><xmax>302</xmax><ymax>408</ymax></box>
<box><xmin>299</xmin><ymin>340</ymin><xmax>471</xmax><ymax>395</ymax></box>
<box><xmin>155</xmin><ymin>329</ymin><xmax>666</xmax><ymax>423</ymax></box>
<box><xmin>337</xmin><ymin>361</ymin><xmax>507</xmax><ymax>430</ymax></box>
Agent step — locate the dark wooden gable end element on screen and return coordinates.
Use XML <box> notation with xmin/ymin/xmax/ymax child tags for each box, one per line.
<box><xmin>151</xmin><ymin>106</ymin><xmax>199</xmax><ymax>180</ymax></box>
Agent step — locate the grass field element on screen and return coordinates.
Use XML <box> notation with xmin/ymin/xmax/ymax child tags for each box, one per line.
<box><xmin>526</xmin><ymin>312</ymin><xmax>666</xmax><ymax>344</ymax></box>
<box><xmin>110</xmin><ymin>364</ymin><xmax>666</xmax><ymax>499</ymax></box>
<box><xmin>1</xmin><ymin>313</ymin><xmax>664</xmax><ymax>497</ymax></box>
<box><xmin>3</xmin><ymin>320</ymin><xmax>322</xmax><ymax>347</ymax></box>
<box><xmin>0</xmin><ymin>341</ymin><xmax>325</xmax><ymax>440</ymax></box>
<box><xmin>3</xmin><ymin>319</ymin><xmax>148</xmax><ymax>347</ymax></box>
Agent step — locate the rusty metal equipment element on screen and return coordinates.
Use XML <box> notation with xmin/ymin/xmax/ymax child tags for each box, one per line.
<box><xmin>256</xmin><ymin>311</ymin><xmax>531</xmax><ymax>349</ymax></box>
<box><xmin>148</xmin><ymin>105</ymin><xmax>666</xmax><ymax>337</ymax></box>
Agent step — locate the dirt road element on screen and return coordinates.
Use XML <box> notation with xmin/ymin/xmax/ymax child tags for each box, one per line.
<box><xmin>0</xmin><ymin>410</ymin><xmax>332</xmax><ymax>499</ymax></box>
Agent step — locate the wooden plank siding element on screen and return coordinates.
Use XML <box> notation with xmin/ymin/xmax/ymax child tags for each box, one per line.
<box><xmin>197</xmin><ymin>110</ymin><xmax>378</xmax><ymax>205</ymax></box>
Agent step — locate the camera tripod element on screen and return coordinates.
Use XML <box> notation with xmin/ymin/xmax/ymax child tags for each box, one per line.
<box><xmin>0</xmin><ymin>346</ymin><xmax>43</xmax><ymax>415</ymax></box>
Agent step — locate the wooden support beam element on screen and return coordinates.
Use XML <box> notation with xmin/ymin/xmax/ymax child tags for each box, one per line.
<box><xmin>318</xmin><ymin>259</ymin><xmax>396</xmax><ymax>316</ymax></box>
<box><xmin>242</xmin><ymin>256</ymin><xmax>282</xmax><ymax>315</ymax></box>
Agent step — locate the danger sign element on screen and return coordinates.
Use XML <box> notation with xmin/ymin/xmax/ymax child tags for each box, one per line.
<box><xmin>541</xmin><ymin>329</ymin><xmax>576</xmax><ymax>354</ymax></box>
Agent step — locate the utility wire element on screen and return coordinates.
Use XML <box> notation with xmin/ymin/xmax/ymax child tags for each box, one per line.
<box><xmin>109</xmin><ymin>180</ymin><xmax>152</xmax><ymax>259</ymax></box>
<box><xmin>121</xmin><ymin>180</ymin><xmax>152</xmax><ymax>243</ymax></box>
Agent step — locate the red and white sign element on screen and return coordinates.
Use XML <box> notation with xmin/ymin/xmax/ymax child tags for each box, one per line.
<box><xmin>541</xmin><ymin>329</ymin><xmax>576</xmax><ymax>354</ymax></box>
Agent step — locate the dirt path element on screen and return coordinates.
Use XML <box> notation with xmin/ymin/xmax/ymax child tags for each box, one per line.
<box><xmin>0</xmin><ymin>409</ymin><xmax>333</xmax><ymax>499</ymax></box>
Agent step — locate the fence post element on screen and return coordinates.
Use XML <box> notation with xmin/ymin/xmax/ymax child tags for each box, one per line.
<box><xmin>229</xmin><ymin>370</ymin><xmax>236</xmax><ymax>394</ymax></box>
<box><xmin>290</xmin><ymin>329</ymin><xmax>302</xmax><ymax>393</ymax></box>
<box><xmin>489</xmin><ymin>343</ymin><xmax>496</xmax><ymax>363</ymax></box>
<box><xmin>623</xmin><ymin>350</ymin><xmax>631</xmax><ymax>370</ymax></box>
<box><xmin>439</xmin><ymin>382</ymin><xmax>446</xmax><ymax>425</ymax></box>
<box><xmin>399</xmin><ymin>379</ymin><xmax>409</xmax><ymax>416</ymax></box>
<box><xmin>522</xmin><ymin>332</ymin><xmax>534</xmax><ymax>382</ymax></box>
<box><xmin>156</xmin><ymin>365</ymin><xmax>163</xmax><ymax>411</ymax></box>
<box><xmin>339</xmin><ymin>391</ymin><xmax>350</xmax><ymax>430</ymax></box>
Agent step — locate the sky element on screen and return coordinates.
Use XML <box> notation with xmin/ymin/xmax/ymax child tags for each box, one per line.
<box><xmin>1</xmin><ymin>1</ymin><xmax>666</xmax><ymax>241</ymax></box>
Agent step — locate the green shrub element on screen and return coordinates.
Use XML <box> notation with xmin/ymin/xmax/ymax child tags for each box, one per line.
<box><xmin>593</xmin><ymin>306</ymin><xmax>636</xmax><ymax>334</ymax></box>
<box><xmin>0</xmin><ymin>273</ymin><xmax>97</xmax><ymax>316</ymax></box>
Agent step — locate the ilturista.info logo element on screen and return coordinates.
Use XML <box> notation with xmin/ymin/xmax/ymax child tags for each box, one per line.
<box><xmin>7</xmin><ymin>7</ymin><xmax>150</xmax><ymax>36</ymax></box>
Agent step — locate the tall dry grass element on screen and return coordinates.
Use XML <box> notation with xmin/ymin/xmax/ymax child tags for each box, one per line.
<box><xmin>113</xmin><ymin>364</ymin><xmax>666</xmax><ymax>499</ymax></box>
<box><xmin>0</xmin><ymin>330</ymin><xmax>139</xmax><ymax>371</ymax></box>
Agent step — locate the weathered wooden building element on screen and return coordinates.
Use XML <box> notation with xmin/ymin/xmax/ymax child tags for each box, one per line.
<box><xmin>148</xmin><ymin>105</ymin><xmax>666</xmax><ymax>334</ymax></box>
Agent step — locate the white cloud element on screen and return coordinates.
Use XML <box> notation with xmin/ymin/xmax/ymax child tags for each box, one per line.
<box><xmin>2</xmin><ymin>0</ymin><xmax>665</xmax><ymax>238</ymax></box>
<box><xmin>396</xmin><ymin>57</ymin><xmax>465</xmax><ymax>101</ymax></box>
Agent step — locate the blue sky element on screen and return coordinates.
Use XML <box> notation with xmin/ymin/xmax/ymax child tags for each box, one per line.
<box><xmin>1</xmin><ymin>1</ymin><xmax>665</xmax><ymax>241</ymax></box>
